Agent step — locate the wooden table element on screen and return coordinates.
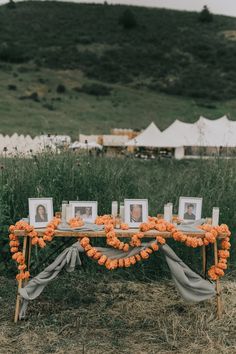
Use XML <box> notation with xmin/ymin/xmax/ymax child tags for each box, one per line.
<box><xmin>13</xmin><ymin>228</ymin><xmax>227</xmax><ymax>323</ymax></box>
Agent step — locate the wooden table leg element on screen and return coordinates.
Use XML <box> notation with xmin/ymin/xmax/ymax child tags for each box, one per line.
<box><xmin>202</xmin><ymin>245</ymin><xmax>207</xmax><ymax>278</ymax></box>
<box><xmin>27</xmin><ymin>238</ymin><xmax>32</xmax><ymax>273</ymax></box>
<box><xmin>14</xmin><ymin>235</ymin><xmax>28</xmax><ymax>323</ymax></box>
<box><xmin>214</xmin><ymin>240</ymin><xmax>223</xmax><ymax>319</ymax></box>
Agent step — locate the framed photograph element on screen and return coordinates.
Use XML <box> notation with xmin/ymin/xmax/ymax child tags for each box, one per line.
<box><xmin>28</xmin><ymin>198</ymin><xmax>54</xmax><ymax>228</ymax></box>
<box><xmin>178</xmin><ymin>197</ymin><xmax>203</xmax><ymax>223</ymax></box>
<box><xmin>69</xmin><ymin>201</ymin><xmax>98</xmax><ymax>223</ymax></box>
<box><xmin>124</xmin><ymin>199</ymin><xmax>148</xmax><ymax>228</ymax></box>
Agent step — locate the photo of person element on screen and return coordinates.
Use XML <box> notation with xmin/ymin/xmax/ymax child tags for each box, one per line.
<box><xmin>69</xmin><ymin>201</ymin><xmax>98</xmax><ymax>223</ymax></box>
<box><xmin>75</xmin><ymin>206</ymin><xmax>92</xmax><ymax>221</ymax></box>
<box><xmin>35</xmin><ymin>204</ymin><xmax>48</xmax><ymax>223</ymax></box>
<box><xmin>124</xmin><ymin>199</ymin><xmax>148</xmax><ymax>228</ymax></box>
<box><xmin>130</xmin><ymin>204</ymin><xmax>143</xmax><ymax>223</ymax></box>
<box><xmin>29</xmin><ymin>198</ymin><xmax>54</xmax><ymax>228</ymax></box>
<box><xmin>183</xmin><ymin>203</ymin><xmax>196</xmax><ymax>221</ymax></box>
<box><xmin>178</xmin><ymin>197</ymin><xmax>202</xmax><ymax>223</ymax></box>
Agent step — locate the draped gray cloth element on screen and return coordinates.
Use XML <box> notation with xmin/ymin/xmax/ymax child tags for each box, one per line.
<box><xmin>18</xmin><ymin>237</ymin><xmax>216</xmax><ymax>320</ymax></box>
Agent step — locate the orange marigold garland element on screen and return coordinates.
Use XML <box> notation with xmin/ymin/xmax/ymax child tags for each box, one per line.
<box><xmin>9</xmin><ymin>217</ymin><xmax>61</xmax><ymax>281</ymax></box>
<box><xmin>85</xmin><ymin>216</ymin><xmax>231</xmax><ymax>280</ymax></box>
<box><xmin>10</xmin><ymin>214</ymin><xmax>231</xmax><ymax>282</ymax></box>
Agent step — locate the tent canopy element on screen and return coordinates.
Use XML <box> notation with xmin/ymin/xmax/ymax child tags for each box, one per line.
<box><xmin>127</xmin><ymin>116</ymin><xmax>236</xmax><ymax>149</ymax></box>
<box><xmin>125</xmin><ymin>122</ymin><xmax>161</xmax><ymax>147</ymax></box>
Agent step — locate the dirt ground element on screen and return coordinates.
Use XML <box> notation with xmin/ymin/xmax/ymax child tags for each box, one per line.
<box><xmin>1</xmin><ymin>272</ymin><xmax>236</xmax><ymax>354</ymax></box>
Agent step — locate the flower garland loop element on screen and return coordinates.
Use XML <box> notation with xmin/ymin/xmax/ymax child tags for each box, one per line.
<box><xmin>9</xmin><ymin>217</ymin><xmax>61</xmax><ymax>281</ymax></box>
<box><xmin>81</xmin><ymin>215</ymin><xmax>231</xmax><ymax>281</ymax></box>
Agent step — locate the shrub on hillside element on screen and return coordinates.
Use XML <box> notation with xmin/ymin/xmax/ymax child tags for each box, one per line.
<box><xmin>0</xmin><ymin>44</ymin><xmax>28</xmax><ymax>64</ymax></box>
<box><xmin>6</xmin><ymin>0</ymin><xmax>16</xmax><ymax>9</ymax></box>
<box><xmin>79</xmin><ymin>83</ymin><xmax>112</xmax><ymax>96</ymax></box>
<box><xmin>8</xmin><ymin>84</ymin><xmax>17</xmax><ymax>90</ymax></box>
<box><xmin>56</xmin><ymin>84</ymin><xmax>66</xmax><ymax>94</ymax></box>
<box><xmin>199</xmin><ymin>6</ymin><xmax>213</xmax><ymax>23</ymax></box>
<box><xmin>118</xmin><ymin>9</ymin><xmax>137</xmax><ymax>29</ymax></box>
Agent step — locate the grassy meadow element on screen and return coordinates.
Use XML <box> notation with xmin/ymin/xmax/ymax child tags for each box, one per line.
<box><xmin>0</xmin><ymin>153</ymin><xmax>235</xmax><ymax>277</ymax></box>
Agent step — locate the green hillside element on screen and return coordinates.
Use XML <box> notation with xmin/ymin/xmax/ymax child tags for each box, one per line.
<box><xmin>1</xmin><ymin>1</ymin><xmax>236</xmax><ymax>136</ymax></box>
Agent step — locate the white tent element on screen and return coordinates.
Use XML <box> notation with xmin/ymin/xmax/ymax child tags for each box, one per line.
<box><xmin>193</xmin><ymin>116</ymin><xmax>233</xmax><ymax>147</ymax></box>
<box><xmin>125</xmin><ymin>122</ymin><xmax>161</xmax><ymax>147</ymax></box>
<box><xmin>152</xmin><ymin>116</ymin><xmax>235</xmax><ymax>148</ymax></box>
<box><xmin>69</xmin><ymin>141</ymin><xmax>102</xmax><ymax>150</ymax></box>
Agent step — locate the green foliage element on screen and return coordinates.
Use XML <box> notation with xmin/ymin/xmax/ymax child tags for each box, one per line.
<box><xmin>199</xmin><ymin>6</ymin><xmax>213</xmax><ymax>23</ymax></box>
<box><xmin>6</xmin><ymin>0</ymin><xmax>16</xmax><ymax>10</ymax></box>
<box><xmin>79</xmin><ymin>83</ymin><xmax>112</xmax><ymax>96</ymax></box>
<box><xmin>56</xmin><ymin>84</ymin><xmax>66</xmax><ymax>94</ymax></box>
<box><xmin>0</xmin><ymin>154</ymin><xmax>235</xmax><ymax>278</ymax></box>
<box><xmin>118</xmin><ymin>9</ymin><xmax>137</xmax><ymax>29</ymax></box>
<box><xmin>0</xmin><ymin>2</ymin><xmax>235</xmax><ymax>100</ymax></box>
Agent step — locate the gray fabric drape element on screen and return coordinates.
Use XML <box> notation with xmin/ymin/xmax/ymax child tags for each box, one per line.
<box><xmin>19</xmin><ymin>238</ymin><xmax>216</xmax><ymax>320</ymax></box>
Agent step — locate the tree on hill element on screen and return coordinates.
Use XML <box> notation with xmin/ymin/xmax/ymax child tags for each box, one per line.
<box><xmin>119</xmin><ymin>9</ymin><xmax>137</xmax><ymax>29</ymax></box>
<box><xmin>199</xmin><ymin>5</ymin><xmax>213</xmax><ymax>23</ymax></box>
<box><xmin>7</xmin><ymin>0</ymin><xmax>16</xmax><ymax>9</ymax></box>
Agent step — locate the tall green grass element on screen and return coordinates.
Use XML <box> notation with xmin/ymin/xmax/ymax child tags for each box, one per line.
<box><xmin>1</xmin><ymin>153</ymin><xmax>235</xmax><ymax>278</ymax></box>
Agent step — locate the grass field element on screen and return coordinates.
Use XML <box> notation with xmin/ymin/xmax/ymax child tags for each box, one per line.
<box><xmin>1</xmin><ymin>63</ymin><xmax>236</xmax><ymax>138</ymax></box>
<box><xmin>1</xmin><ymin>153</ymin><xmax>235</xmax><ymax>275</ymax></box>
<box><xmin>1</xmin><ymin>273</ymin><xmax>236</xmax><ymax>353</ymax></box>
<box><xmin>1</xmin><ymin>2</ymin><xmax>236</xmax><ymax>136</ymax></box>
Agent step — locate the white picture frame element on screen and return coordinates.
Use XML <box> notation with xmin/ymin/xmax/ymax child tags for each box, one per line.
<box><xmin>28</xmin><ymin>198</ymin><xmax>54</xmax><ymax>228</ymax></box>
<box><xmin>178</xmin><ymin>197</ymin><xmax>203</xmax><ymax>223</ymax></box>
<box><xmin>124</xmin><ymin>199</ymin><xmax>148</xmax><ymax>228</ymax></box>
<box><xmin>69</xmin><ymin>201</ymin><xmax>98</xmax><ymax>223</ymax></box>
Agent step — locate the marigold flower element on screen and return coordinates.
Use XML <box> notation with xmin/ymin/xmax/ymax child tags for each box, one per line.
<box><xmin>80</xmin><ymin>237</ymin><xmax>90</xmax><ymax>248</ymax></box>
<box><xmin>121</xmin><ymin>223</ymin><xmax>129</xmax><ymax>230</ymax></box>
<box><xmin>151</xmin><ymin>243</ymin><xmax>159</xmax><ymax>251</ymax></box>
<box><xmin>123</xmin><ymin>243</ymin><xmax>129</xmax><ymax>252</ymax></box>
<box><xmin>31</xmin><ymin>237</ymin><xmax>39</xmax><ymax>245</ymax></box>
<box><xmin>221</xmin><ymin>240</ymin><xmax>231</xmax><ymax>250</ymax></box>
<box><xmin>217</xmin><ymin>262</ymin><xmax>227</xmax><ymax>270</ymax></box>
<box><xmin>105</xmin><ymin>259</ymin><xmax>112</xmax><ymax>269</ymax></box>
<box><xmin>124</xmin><ymin>258</ymin><xmax>131</xmax><ymax>267</ymax></box>
<box><xmin>118</xmin><ymin>258</ymin><xmax>124</xmax><ymax>267</ymax></box>
<box><xmin>155</xmin><ymin>223</ymin><xmax>167</xmax><ymax>232</ymax></box>
<box><xmin>135</xmin><ymin>254</ymin><xmax>141</xmax><ymax>262</ymax></box>
<box><xmin>105</xmin><ymin>224</ymin><xmax>114</xmax><ymax>233</ymax></box>
<box><xmin>10</xmin><ymin>247</ymin><xmax>19</xmax><ymax>253</ymax></box>
<box><xmin>12</xmin><ymin>252</ymin><xmax>21</xmax><ymax>260</ymax></box>
<box><xmin>156</xmin><ymin>236</ymin><xmax>166</xmax><ymax>245</ymax></box>
<box><xmin>9</xmin><ymin>233</ymin><xmax>17</xmax><ymax>241</ymax></box>
<box><xmin>16</xmin><ymin>255</ymin><xmax>25</xmax><ymax>264</ymax></box>
<box><xmin>140</xmin><ymin>223</ymin><xmax>149</xmax><ymax>232</ymax></box>
<box><xmin>38</xmin><ymin>238</ymin><xmax>46</xmax><ymax>248</ymax></box>
<box><xmin>84</xmin><ymin>244</ymin><xmax>92</xmax><ymax>251</ymax></box>
<box><xmin>140</xmin><ymin>250</ymin><xmax>149</xmax><ymax>259</ymax></box>
<box><xmin>18</xmin><ymin>264</ymin><xmax>26</xmax><ymax>271</ymax></box>
<box><xmin>118</xmin><ymin>242</ymin><xmax>125</xmax><ymax>250</ymax></box>
<box><xmin>218</xmin><ymin>250</ymin><xmax>230</xmax><ymax>259</ymax></box>
<box><xmin>87</xmin><ymin>248</ymin><xmax>96</xmax><ymax>257</ymax></box>
<box><xmin>98</xmin><ymin>255</ymin><xmax>107</xmax><ymax>265</ymax></box>
<box><xmin>129</xmin><ymin>256</ymin><xmax>136</xmax><ymax>265</ymax></box>
<box><xmin>28</xmin><ymin>231</ymin><xmax>38</xmax><ymax>238</ymax></box>
<box><xmin>214</xmin><ymin>267</ymin><xmax>225</xmax><ymax>276</ymax></box>
<box><xmin>9</xmin><ymin>225</ymin><xmax>16</xmax><ymax>233</ymax></box>
<box><xmin>93</xmin><ymin>251</ymin><xmax>102</xmax><ymax>260</ymax></box>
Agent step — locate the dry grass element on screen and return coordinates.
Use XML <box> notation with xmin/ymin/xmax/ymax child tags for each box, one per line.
<box><xmin>1</xmin><ymin>272</ymin><xmax>236</xmax><ymax>354</ymax></box>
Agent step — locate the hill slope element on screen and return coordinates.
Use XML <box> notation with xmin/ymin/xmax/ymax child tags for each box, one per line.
<box><xmin>1</xmin><ymin>1</ymin><xmax>236</xmax><ymax>136</ymax></box>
